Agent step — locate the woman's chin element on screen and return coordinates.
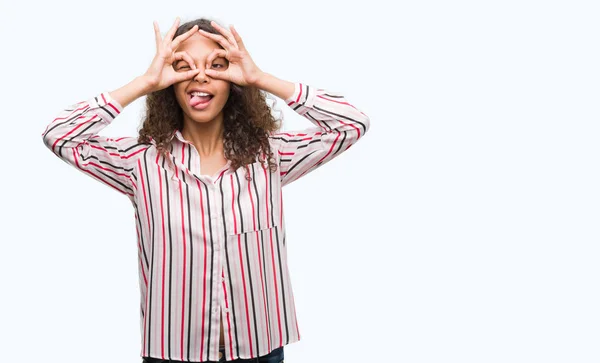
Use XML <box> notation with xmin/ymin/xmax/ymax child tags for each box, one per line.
<box><xmin>185</xmin><ymin>109</ymin><xmax>223</xmax><ymax>124</ymax></box>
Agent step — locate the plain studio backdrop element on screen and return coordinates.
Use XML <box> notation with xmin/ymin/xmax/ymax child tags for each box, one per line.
<box><xmin>1</xmin><ymin>0</ymin><xmax>600</xmax><ymax>362</ymax></box>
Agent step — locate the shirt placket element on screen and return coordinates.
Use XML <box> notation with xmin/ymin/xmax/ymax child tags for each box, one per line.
<box><xmin>209</xmin><ymin>179</ymin><xmax>228</xmax><ymax>361</ymax></box>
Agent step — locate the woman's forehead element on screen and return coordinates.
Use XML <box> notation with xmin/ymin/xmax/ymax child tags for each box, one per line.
<box><xmin>176</xmin><ymin>32</ymin><xmax>222</xmax><ymax>55</ymax></box>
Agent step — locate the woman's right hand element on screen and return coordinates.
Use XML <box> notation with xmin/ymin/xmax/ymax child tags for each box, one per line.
<box><xmin>142</xmin><ymin>17</ymin><xmax>201</xmax><ymax>93</ymax></box>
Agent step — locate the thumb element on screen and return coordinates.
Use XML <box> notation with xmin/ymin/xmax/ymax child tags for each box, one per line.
<box><xmin>204</xmin><ymin>68</ymin><xmax>228</xmax><ymax>81</ymax></box>
<box><xmin>175</xmin><ymin>68</ymin><xmax>202</xmax><ymax>83</ymax></box>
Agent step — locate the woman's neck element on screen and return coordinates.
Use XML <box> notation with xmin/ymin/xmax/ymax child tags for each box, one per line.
<box><xmin>181</xmin><ymin>117</ymin><xmax>225</xmax><ymax>158</ymax></box>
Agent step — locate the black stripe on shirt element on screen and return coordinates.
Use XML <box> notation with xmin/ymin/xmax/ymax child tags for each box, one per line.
<box><xmin>274</xmin><ymin>226</ymin><xmax>289</xmax><ymax>344</ymax></box>
<box><xmin>285</xmin><ymin>150</ymin><xmax>320</xmax><ymax>177</ymax></box>
<box><xmin>162</xmin><ymin>157</ymin><xmax>174</xmax><ymax>358</ymax></box>
<box><xmin>142</xmin><ymin>148</ymin><xmax>156</xmax><ymax>356</ymax></box>
<box><xmin>297</xmin><ymin>139</ymin><xmax>322</xmax><ymax>149</ymax></box>
<box><xmin>183</xmin><ymin>169</ymin><xmax>195</xmax><ymax>361</ymax></box>
<box><xmin>334</xmin><ymin>131</ymin><xmax>347</xmax><ymax>155</ymax></box>
<box><xmin>203</xmin><ymin>182</ymin><xmax>216</xmax><ymax>362</ymax></box>
<box><xmin>312</xmin><ymin>105</ymin><xmax>368</xmax><ymax>134</ymax></box>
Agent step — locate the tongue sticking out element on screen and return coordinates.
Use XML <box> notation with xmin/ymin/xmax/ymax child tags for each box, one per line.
<box><xmin>190</xmin><ymin>95</ymin><xmax>213</xmax><ymax>107</ymax></box>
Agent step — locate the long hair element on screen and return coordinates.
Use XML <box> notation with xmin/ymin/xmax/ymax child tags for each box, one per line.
<box><xmin>137</xmin><ymin>17</ymin><xmax>281</xmax><ymax>179</ymax></box>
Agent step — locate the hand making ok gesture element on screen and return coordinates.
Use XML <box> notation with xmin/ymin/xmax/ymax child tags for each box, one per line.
<box><xmin>143</xmin><ymin>17</ymin><xmax>203</xmax><ymax>92</ymax></box>
<box><xmin>198</xmin><ymin>21</ymin><xmax>264</xmax><ymax>87</ymax></box>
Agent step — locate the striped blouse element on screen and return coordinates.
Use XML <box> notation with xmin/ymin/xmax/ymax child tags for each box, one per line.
<box><xmin>41</xmin><ymin>81</ymin><xmax>370</xmax><ymax>362</ymax></box>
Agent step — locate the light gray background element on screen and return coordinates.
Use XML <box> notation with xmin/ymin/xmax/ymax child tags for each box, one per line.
<box><xmin>1</xmin><ymin>0</ymin><xmax>600</xmax><ymax>362</ymax></box>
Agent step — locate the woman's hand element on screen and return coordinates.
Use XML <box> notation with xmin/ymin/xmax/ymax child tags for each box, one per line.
<box><xmin>199</xmin><ymin>21</ymin><xmax>264</xmax><ymax>87</ymax></box>
<box><xmin>142</xmin><ymin>17</ymin><xmax>203</xmax><ymax>93</ymax></box>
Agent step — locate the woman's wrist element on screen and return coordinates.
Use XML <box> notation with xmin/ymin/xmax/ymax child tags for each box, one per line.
<box><xmin>251</xmin><ymin>72</ymin><xmax>295</xmax><ymax>101</ymax></box>
<box><xmin>109</xmin><ymin>76</ymin><xmax>154</xmax><ymax>109</ymax></box>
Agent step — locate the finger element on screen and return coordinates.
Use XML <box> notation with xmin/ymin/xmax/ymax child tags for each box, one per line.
<box><xmin>173</xmin><ymin>51</ymin><xmax>196</xmax><ymax>69</ymax></box>
<box><xmin>205</xmin><ymin>48</ymin><xmax>227</xmax><ymax>69</ymax></box>
<box><xmin>171</xmin><ymin>24</ymin><xmax>198</xmax><ymax>49</ymax></box>
<box><xmin>198</xmin><ymin>29</ymin><xmax>232</xmax><ymax>50</ymax></box>
<box><xmin>204</xmin><ymin>68</ymin><xmax>228</xmax><ymax>81</ymax></box>
<box><xmin>175</xmin><ymin>68</ymin><xmax>202</xmax><ymax>83</ymax></box>
<box><xmin>210</xmin><ymin>20</ymin><xmax>239</xmax><ymax>49</ymax></box>
<box><xmin>164</xmin><ymin>16</ymin><xmax>181</xmax><ymax>43</ymax></box>
<box><xmin>153</xmin><ymin>21</ymin><xmax>162</xmax><ymax>49</ymax></box>
<box><xmin>229</xmin><ymin>25</ymin><xmax>246</xmax><ymax>51</ymax></box>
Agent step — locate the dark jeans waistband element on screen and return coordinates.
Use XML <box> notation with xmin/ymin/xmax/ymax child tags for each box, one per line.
<box><xmin>143</xmin><ymin>346</ymin><xmax>283</xmax><ymax>362</ymax></box>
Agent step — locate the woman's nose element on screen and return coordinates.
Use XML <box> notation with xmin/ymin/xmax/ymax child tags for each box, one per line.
<box><xmin>193</xmin><ymin>66</ymin><xmax>210</xmax><ymax>83</ymax></box>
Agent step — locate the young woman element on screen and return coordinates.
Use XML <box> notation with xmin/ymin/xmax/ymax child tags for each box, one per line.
<box><xmin>42</xmin><ymin>17</ymin><xmax>370</xmax><ymax>363</ymax></box>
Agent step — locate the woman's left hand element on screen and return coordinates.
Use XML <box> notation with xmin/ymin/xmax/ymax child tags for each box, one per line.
<box><xmin>199</xmin><ymin>21</ymin><xmax>263</xmax><ymax>87</ymax></box>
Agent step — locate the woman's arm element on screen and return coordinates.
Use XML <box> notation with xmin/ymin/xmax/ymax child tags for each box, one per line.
<box><xmin>41</xmin><ymin>18</ymin><xmax>203</xmax><ymax>198</ymax></box>
<box><xmin>196</xmin><ymin>21</ymin><xmax>371</xmax><ymax>186</ymax></box>
<box><xmin>109</xmin><ymin>75</ymin><xmax>154</xmax><ymax>108</ymax></box>
<box><xmin>253</xmin><ymin>72</ymin><xmax>295</xmax><ymax>102</ymax></box>
<box><xmin>256</xmin><ymin>74</ymin><xmax>371</xmax><ymax>186</ymax></box>
<box><xmin>40</xmin><ymin>78</ymin><xmax>151</xmax><ymax>197</ymax></box>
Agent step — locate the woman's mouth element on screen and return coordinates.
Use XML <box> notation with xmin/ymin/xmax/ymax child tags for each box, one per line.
<box><xmin>188</xmin><ymin>91</ymin><xmax>214</xmax><ymax>110</ymax></box>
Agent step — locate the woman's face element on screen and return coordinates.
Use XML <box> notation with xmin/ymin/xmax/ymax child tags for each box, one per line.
<box><xmin>172</xmin><ymin>31</ymin><xmax>231</xmax><ymax>124</ymax></box>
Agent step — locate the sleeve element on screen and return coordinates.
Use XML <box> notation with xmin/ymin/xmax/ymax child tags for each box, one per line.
<box><xmin>269</xmin><ymin>82</ymin><xmax>371</xmax><ymax>187</ymax></box>
<box><xmin>41</xmin><ymin>92</ymin><xmax>148</xmax><ymax>198</ymax></box>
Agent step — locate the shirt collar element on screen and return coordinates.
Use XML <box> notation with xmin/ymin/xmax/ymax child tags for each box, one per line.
<box><xmin>167</xmin><ymin>129</ymin><xmax>233</xmax><ymax>172</ymax></box>
<box><xmin>171</xmin><ymin>129</ymin><xmax>190</xmax><ymax>145</ymax></box>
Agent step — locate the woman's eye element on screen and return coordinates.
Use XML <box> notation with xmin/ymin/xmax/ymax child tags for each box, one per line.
<box><xmin>212</xmin><ymin>64</ymin><xmax>223</xmax><ymax>69</ymax></box>
<box><xmin>177</xmin><ymin>65</ymin><xmax>190</xmax><ymax>71</ymax></box>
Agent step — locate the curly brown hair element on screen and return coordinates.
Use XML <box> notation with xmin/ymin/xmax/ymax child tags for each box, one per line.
<box><xmin>137</xmin><ymin>17</ymin><xmax>280</xmax><ymax>180</ymax></box>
